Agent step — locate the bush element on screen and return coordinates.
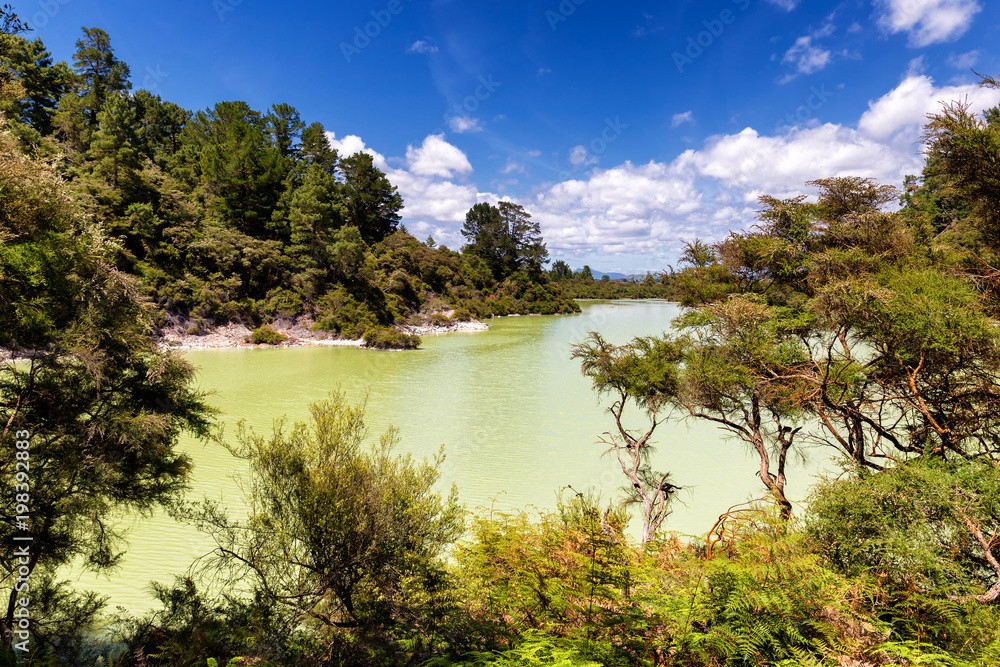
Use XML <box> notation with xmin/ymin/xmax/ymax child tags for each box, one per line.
<box><xmin>314</xmin><ymin>285</ymin><xmax>381</xmax><ymax>339</ymax></box>
<box><xmin>363</xmin><ymin>326</ymin><xmax>421</xmax><ymax>350</ymax></box>
<box><xmin>247</xmin><ymin>324</ymin><xmax>287</xmax><ymax>345</ymax></box>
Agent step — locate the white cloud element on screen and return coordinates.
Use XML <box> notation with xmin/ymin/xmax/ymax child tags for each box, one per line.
<box><xmin>407</xmin><ymin>40</ymin><xmax>439</xmax><ymax>55</ymax></box>
<box><xmin>781</xmin><ymin>23</ymin><xmax>836</xmax><ymax>80</ymax></box>
<box><xmin>671</xmin><ymin>111</ymin><xmax>695</xmax><ymax>128</ymax></box>
<box><xmin>783</xmin><ymin>36</ymin><xmax>832</xmax><ymax>75</ymax></box>
<box><xmin>569</xmin><ymin>145</ymin><xmax>598</xmax><ymax>167</ymax></box>
<box><xmin>325</xmin><ymin>132</ymin><xmax>390</xmax><ymax>171</ymax></box>
<box><xmin>405</xmin><ymin>134</ymin><xmax>473</xmax><ymax>178</ymax></box>
<box><xmin>948</xmin><ymin>49</ymin><xmax>980</xmax><ymax>69</ymax></box>
<box><xmin>328</xmin><ymin>75</ymin><xmax>1000</xmax><ymax>266</ymax></box>
<box><xmin>876</xmin><ymin>0</ymin><xmax>981</xmax><ymax>46</ymax></box>
<box><xmin>766</xmin><ymin>0</ymin><xmax>800</xmax><ymax>10</ymax></box>
<box><xmin>857</xmin><ymin>73</ymin><xmax>998</xmax><ymax>142</ymax></box>
<box><xmin>528</xmin><ymin>74</ymin><xmax>999</xmax><ymax>262</ymax></box>
<box><xmin>448</xmin><ymin>116</ymin><xmax>482</xmax><ymax>134</ymax></box>
<box><xmin>502</xmin><ymin>159</ymin><xmax>527</xmax><ymax>176</ymax></box>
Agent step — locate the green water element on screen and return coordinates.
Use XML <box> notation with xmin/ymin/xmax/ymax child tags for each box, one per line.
<box><xmin>78</xmin><ymin>300</ymin><xmax>831</xmax><ymax>613</ymax></box>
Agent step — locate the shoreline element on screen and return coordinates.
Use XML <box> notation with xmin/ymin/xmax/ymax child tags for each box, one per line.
<box><xmin>158</xmin><ymin>319</ymin><xmax>489</xmax><ymax>352</ymax></box>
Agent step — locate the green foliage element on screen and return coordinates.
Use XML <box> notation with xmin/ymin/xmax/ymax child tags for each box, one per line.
<box><xmin>461</xmin><ymin>202</ymin><xmax>549</xmax><ymax>281</ymax></box>
<box><xmin>363</xmin><ymin>326</ymin><xmax>421</xmax><ymax>350</ymax></box>
<box><xmin>429</xmin><ymin>635</ymin><xmax>602</xmax><ymax>666</ymax></box>
<box><xmin>247</xmin><ymin>324</ymin><xmax>287</xmax><ymax>345</ymax></box>
<box><xmin>190</xmin><ymin>392</ymin><xmax>464</xmax><ymax>665</ymax></box>
<box><xmin>0</xmin><ymin>106</ymin><xmax>209</xmax><ymax>650</ymax></box>
<box><xmin>313</xmin><ymin>285</ymin><xmax>381</xmax><ymax>338</ymax></box>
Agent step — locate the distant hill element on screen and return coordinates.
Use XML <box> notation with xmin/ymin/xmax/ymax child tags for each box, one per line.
<box><xmin>576</xmin><ymin>269</ymin><xmax>667</xmax><ymax>282</ymax></box>
<box><xmin>575</xmin><ymin>269</ymin><xmax>627</xmax><ymax>280</ymax></box>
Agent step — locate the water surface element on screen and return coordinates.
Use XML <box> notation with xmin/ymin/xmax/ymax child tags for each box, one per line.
<box><xmin>79</xmin><ymin>301</ymin><xmax>831</xmax><ymax>613</ymax></box>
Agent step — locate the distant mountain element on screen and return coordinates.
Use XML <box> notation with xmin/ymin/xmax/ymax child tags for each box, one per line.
<box><xmin>575</xmin><ymin>269</ymin><xmax>627</xmax><ymax>280</ymax></box>
<box><xmin>575</xmin><ymin>269</ymin><xmax>666</xmax><ymax>282</ymax></box>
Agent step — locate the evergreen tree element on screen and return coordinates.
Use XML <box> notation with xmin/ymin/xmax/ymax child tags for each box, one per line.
<box><xmin>340</xmin><ymin>151</ymin><xmax>403</xmax><ymax>244</ymax></box>
<box><xmin>89</xmin><ymin>91</ymin><xmax>141</xmax><ymax>190</ymax></box>
<box><xmin>0</xmin><ymin>34</ymin><xmax>72</xmax><ymax>133</ymax></box>
<box><xmin>265</xmin><ymin>102</ymin><xmax>304</xmax><ymax>159</ymax></box>
<box><xmin>299</xmin><ymin>121</ymin><xmax>338</xmax><ymax>174</ymax></box>
<box><xmin>196</xmin><ymin>101</ymin><xmax>288</xmax><ymax>235</ymax></box>
<box><xmin>461</xmin><ymin>201</ymin><xmax>548</xmax><ymax>280</ymax></box>
<box><xmin>70</xmin><ymin>27</ymin><xmax>131</xmax><ymax>125</ymax></box>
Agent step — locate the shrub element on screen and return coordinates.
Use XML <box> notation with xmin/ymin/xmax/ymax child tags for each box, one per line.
<box><xmin>313</xmin><ymin>285</ymin><xmax>380</xmax><ymax>339</ymax></box>
<box><xmin>363</xmin><ymin>326</ymin><xmax>421</xmax><ymax>350</ymax></box>
<box><xmin>247</xmin><ymin>324</ymin><xmax>287</xmax><ymax>346</ymax></box>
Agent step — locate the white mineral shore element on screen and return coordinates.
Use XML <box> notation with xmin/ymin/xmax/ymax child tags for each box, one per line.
<box><xmin>157</xmin><ymin>318</ymin><xmax>488</xmax><ymax>351</ymax></box>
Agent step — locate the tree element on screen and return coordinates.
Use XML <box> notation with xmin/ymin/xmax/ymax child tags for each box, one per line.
<box><xmin>808</xmin><ymin>458</ymin><xmax>1000</xmax><ymax>605</ymax></box>
<box><xmin>0</xmin><ymin>34</ymin><xmax>73</xmax><ymax>133</ymax></box>
<box><xmin>192</xmin><ymin>393</ymin><xmax>463</xmax><ymax>663</ymax></box>
<box><xmin>133</xmin><ymin>89</ymin><xmax>188</xmax><ymax>163</ymax></box>
<box><xmin>286</xmin><ymin>163</ymin><xmax>346</xmax><ymax>264</ymax></box>
<box><xmin>674</xmin><ymin>297</ymin><xmax>811</xmax><ymax>520</ymax></box>
<box><xmin>88</xmin><ymin>90</ymin><xmax>141</xmax><ymax>190</ymax></box>
<box><xmin>549</xmin><ymin>260</ymin><xmax>573</xmax><ymax>281</ymax></box>
<box><xmin>923</xmin><ymin>77</ymin><xmax>1000</xmax><ymax>251</ymax></box>
<box><xmin>572</xmin><ymin>334</ymin><xmax>685</xmax><ymax>543</ymax></box>
<box><xmin>0</xmin><ymin>4</ymin><xmax>27</xmax><ymax>36</ymax></box>
<box><xmin>299</xmin><ymin>121</ymin><xmax>338</xmax><ymax>174</ymax></box>
<box><xmin>193</xmin><ymin>101</ymin><xmax>289</xmax><ymax>235</ymax></box>
<box><xmin>266</xmin><ymin>102</ymin><xmax>304</xmax><ymax>159</ymax></box>
<box><xmin>340</xmin><ymin>152</ymin><xmax>403</xmax><ymax>244</ymax></box>
<box><xmin>0</xmin><ymin>118</ymin><xmax>208</xmax><ymax>651</ymax></box>
<box><xmin>70</xmin><ymin>27</ymin><xmax>131</xmax><ymax>125</ymax></box>
<box><xmin>461</xmin><ymin>202</ymin><xmax>548</xmax><ymax>281</ymax></box>
<box><xmin>679</xmin><ymin>239</ymin><xmax>715</xmax><ymax>269</ymax></box>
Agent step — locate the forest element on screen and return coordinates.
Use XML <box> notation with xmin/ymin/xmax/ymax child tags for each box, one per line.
<box><xmin>3</xmin><ymin>4</ymin><xmax>1000</xmax><ymax>667</ymax></box>
<box><xmin>0</xmin><ymin>9</ymin><xmax>669</xmax><ymax>351</ymax></box>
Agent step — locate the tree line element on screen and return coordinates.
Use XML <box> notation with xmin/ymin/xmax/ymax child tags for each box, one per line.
<box><xmin>1</xmin><ymin>10</ymin><xmax>642</xmax><ymax>353</ymax></box>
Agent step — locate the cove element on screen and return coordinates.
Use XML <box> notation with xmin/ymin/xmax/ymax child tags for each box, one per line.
<box><xmin>76</xmin><ymin>300</ymin><xmax>832</xmax><ymax>613</ymax></box>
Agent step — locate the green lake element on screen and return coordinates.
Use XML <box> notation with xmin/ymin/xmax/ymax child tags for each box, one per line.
<box><xmin>78</xmin><ymin>300</ymin><xmax>832</xmax><ymax>613</ymax></box>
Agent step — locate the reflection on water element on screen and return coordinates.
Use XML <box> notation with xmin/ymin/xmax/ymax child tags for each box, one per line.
<box><xmin>75</xmin><ymin>300</ymin><xmax>832</xmax><ymax>613</ymax></box>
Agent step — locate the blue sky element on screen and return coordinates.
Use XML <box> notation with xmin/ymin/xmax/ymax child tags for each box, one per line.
<box><xmin>23</xmin><ymin>0</ymin><xmax>1000</xmax><ymax>271</ymax></box>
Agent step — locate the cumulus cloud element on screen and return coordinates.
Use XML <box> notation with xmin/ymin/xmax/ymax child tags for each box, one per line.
<box><xmin>857</xmin><ymin>73</ymin><xmax>998</xmax><ymax>142</ymax></box>
<box><xmin>406</xmin><ymin>40</ymin><xmax>439</xmax><ymax>54</ymax></box>
<box><xmin>405</xmin><ymin>134</ymin><xmax>473</xmax><ymax>178</ymax></box>
<box><xmin>328</xmin><ymin>75</ymin><xmax>1000</xmax><ymax>266</ymax></box>
<box><xmin>527</xmin><ymin>74</ymin><xmax>999</xmax><ymax>263</ymax></box>
<box><xmin>325</xmin><ymin>132</ymin><xmax>390</xmax><ymax>171</ymax></box>
<box><xmin>876</xmin><ymin>0</ymin><xmax>981</xmax><ymax>46</ymax></box>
